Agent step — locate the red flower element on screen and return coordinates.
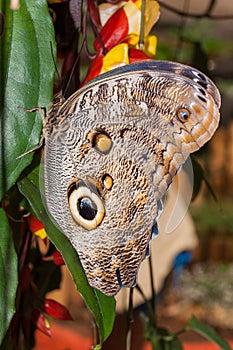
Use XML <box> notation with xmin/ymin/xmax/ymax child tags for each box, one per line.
<box><xmin>27</xmin><ymin>214</ymin><xmax>47</xmax><ymax>239</ymax></box>
<box><xmin>53</xmin><ymin>250</ymin><xmax>65</xmax><ymax>265</ymax></box>
<box><xmin>43</xmin><ymin>299</ymin><xmax>73</xmax><ymax>320</ymax></box>
<box><xmin>94</xmin><ymin>6</ymin><xmax>129</xmax><ymax>52</ymax></box>
<box><xmin>129</xmin><ymin>48</ymin><xmax>152</xmax><ymax>63</ymax></box>
<box><xmin>31</xmin><ymin>309</ymin><xmax>51</xmax><ymax>337</ymax></box>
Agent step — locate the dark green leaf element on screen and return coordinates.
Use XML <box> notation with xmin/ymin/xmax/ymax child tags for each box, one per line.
<box><xmin>190</xmin><ymin>157</ymin><xmax>204</xmax><ymax>201</ymax></box>
<box><xmin>141</xmin><ymin>313</ymin><xmax>183</xmax><ymax>350</ymax></box>
<box><xmin>191</xmin><ymin>157</ymin><xmax>218</xmax><ymax>202</ymax></box>
<box><xmin>0</xmin><ymin>208</ymin><xmax>18</xmax><ymax>344</ymax></box>
<box><xmin>18</xmin><ymin>167</ymin><xmax>116</xmax><ymax>346</ymax></box>
<box><xmin>0</xmin><ymin>0</ymin><xmax>55</xmax><ymax>200</ymax></box>
<box><xmin>94</xmin><ymin>289</ymin><xmax>116</xmax><ymax>343</ymax></box>
<box><xmin>0</xmin><ymin>326</ymin><xmax>13</xmax><ymax>350</ymax></box>
<box><xmin>187</xmin><ymin>316</ymin><xmax>231</xmax><ymax>350</ymax></box>
<box><xmin>157</xmin><ymin>328</ymin><xmax>183</xmax><ymax>350</ymax></box>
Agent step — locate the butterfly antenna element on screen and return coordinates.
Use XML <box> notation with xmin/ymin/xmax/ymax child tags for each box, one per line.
<box><xmin>62</xmin><ymin>38</ymin><xmax>85</xmax><ymax>98</ymax></box>
<box><xmin>50</xmin><ymin>41</ymin><xmax>61</xmax><ymax>81</ymax></box>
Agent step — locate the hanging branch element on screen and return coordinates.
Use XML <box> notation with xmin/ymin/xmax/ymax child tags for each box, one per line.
<box><xmin>159</xmin><ymin>0</ymin><xmax>233</xmax><ymax>20</ymax></box>
<box><xmin>204</xmin><ymin>0</ymin><xmax>216</xmax><ymax>16</ymax></box>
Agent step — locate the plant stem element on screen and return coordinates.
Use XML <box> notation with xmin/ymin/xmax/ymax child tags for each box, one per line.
<box><xmin>126</xmin><ymin>288</ymin><xmax>134</xmax><ymax>350</ymax></box>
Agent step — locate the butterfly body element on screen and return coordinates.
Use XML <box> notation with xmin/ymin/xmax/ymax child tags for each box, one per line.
<box><xmin>43</xmin><ymin>61</ymin><xmax>220</xmax><ymax>295</ymax></box>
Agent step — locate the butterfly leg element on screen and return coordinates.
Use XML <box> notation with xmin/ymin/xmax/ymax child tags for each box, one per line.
<box><xmin>16</xmin><ymin>106</ymin><xmax>46</xmax><ymax>159</ymax></box>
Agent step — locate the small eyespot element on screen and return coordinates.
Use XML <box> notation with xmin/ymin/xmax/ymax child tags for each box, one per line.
<box><xmin>87</xmin><ymin>130</ymin><xmax>112</xmax><ymax>154</ymax></box>
<box><xmin>177</xmin><ymin>108</ymin><xmax>191</xmax><ymax>123</ymax></box>
<box><xmin>67</xmin><ymin>181</ymin><xmax>105</xmax><ymax>230</ymax></box>
<box><xmin>102</xmin><ymin>174</ymin><xmax>113</xmax><ymax>190</ymax></box>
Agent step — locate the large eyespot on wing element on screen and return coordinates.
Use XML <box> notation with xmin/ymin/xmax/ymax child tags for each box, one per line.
<box><xmin>67</xmin><ymin>180</ymin><xmax>105</xmax><ymax>230</ymax></box>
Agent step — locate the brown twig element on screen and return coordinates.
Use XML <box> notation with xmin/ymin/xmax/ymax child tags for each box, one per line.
<box><xmin>159</xmin><ymin>0</ymin><xmax>233</xmax><ymax>20</ymax></box>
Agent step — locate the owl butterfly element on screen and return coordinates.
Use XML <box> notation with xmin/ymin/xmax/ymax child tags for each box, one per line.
<box><xmin>43</xmin><ymin>60</ymin><xmax>220</xmax><ymax>296</ymax></box>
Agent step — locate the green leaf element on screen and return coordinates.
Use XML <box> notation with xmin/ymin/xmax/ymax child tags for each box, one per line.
<box><xmin>93</xmin><ymin>346</ymin><xmax>102</xmax><ymax>350</ymax></box>
<box><xmin>141</xmin><ymin>312</ymin><xmax>183</xmax><ymax>350</ymax></box>
<box><xmin>191</xmin><ymin>157</ymin><xmax>218</xmax><ymax>202</ymax></box>
<box><xmin>191</xmin><ymin>156</ymin><xmax>204</xmax><ymax>201</ymax></box>
<box><xmin>154</xmin><ymin>328</ymin><xmax>183</xmax><ymax>350</ymax></box>
<box><xmin>0</xmin><ymin>0</ymin><xmax>56</xmax><ymax>200</ymax></box>
<box><xmin>0</xmin><ymin>208</ymin><xmax>18</xmax><ymax>344</ymax></box>
<box><xmin>187</xmin><ymin>316</ymin><xmax>231</xmax><ymax>350</ymax></box>
<box><xmin>18</xmin><ymin>167</ymin><xmax>116</xmax><ymax>346</ymax></box>
<box><xmin>94</xmin><ymin>289</ymin><xmax>116</xmax><ymax>343</ymax></box>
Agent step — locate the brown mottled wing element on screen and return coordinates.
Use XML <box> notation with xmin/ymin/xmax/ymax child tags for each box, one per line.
<box><xmin>43</xmin><ymin>61</ymin><xmax>220</xmax><ymax>295</ymax></box>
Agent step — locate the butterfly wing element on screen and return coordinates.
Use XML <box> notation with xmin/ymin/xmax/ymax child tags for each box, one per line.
<box><xmin>43</xmin><ymin>61</ymin><xmax>220</xmax><ymax>295</ymax></box>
